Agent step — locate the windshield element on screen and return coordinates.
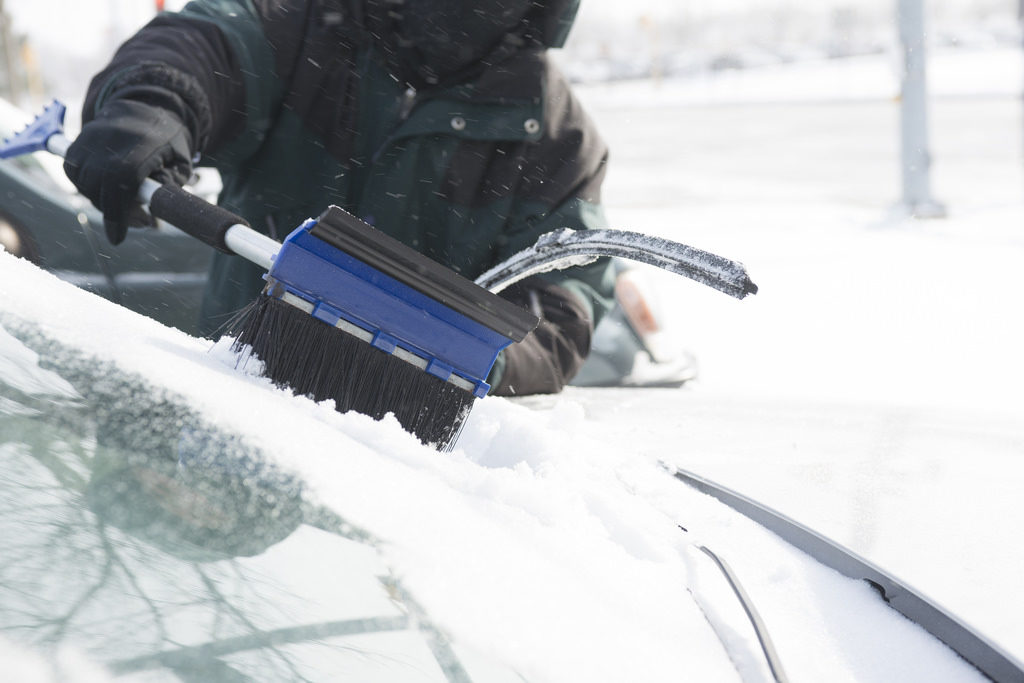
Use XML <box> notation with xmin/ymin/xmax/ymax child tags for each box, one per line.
<box><xmin>0</xmin><ymin>246</ymin><xmax>1000</xmax><ymax>683</ymax></box>
<box><xmin>0</xmin><ymin>320</ymin><xmax>500</xmax><ymax>682</ymax></box>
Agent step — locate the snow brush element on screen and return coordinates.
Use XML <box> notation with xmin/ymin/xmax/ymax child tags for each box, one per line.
<box><xmin>1</xmin><ymin>101</ymin><xmax>538</xmax><ymax>449</ymax></box>
<box><xmin>4</xmin><ymin>101</ymin><xmax>759</xmax><ymax>450</ymax></box>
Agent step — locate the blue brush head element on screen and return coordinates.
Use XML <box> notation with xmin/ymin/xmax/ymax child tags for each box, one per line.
<box><xmin>264</xmin><ymin>207</ymin><xmax>538</xmax><ymax>399</ymax></box>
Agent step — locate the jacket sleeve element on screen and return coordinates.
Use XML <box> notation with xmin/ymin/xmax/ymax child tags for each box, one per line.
<box><xmin>81</xmin><ymin>0</ymin><xmax>306</xmax><ymax>164</ymax></box>
<box><xmin>489</xmin><ymin>276</ymin><xmax>599</xmax><ymax>396</ymax></box>
<box><xmin>489</xmin><ymin>56</ymin><xmax>617</xmax><ymax>395</ymax></box>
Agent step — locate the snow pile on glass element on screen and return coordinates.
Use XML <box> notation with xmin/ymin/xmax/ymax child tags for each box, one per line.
<box><xmin>0</xmin><ymin>227</ymin><xmax>989</xmax><ymax>681</ymax></box>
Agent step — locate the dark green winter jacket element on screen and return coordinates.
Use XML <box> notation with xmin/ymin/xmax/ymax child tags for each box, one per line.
<box><xmin>82</xmin><ymin>0</ymin><xmax>615</xmax><ymax>394</ymax></box>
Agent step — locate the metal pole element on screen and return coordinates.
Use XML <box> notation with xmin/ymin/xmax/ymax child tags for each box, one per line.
<box><xmin>897</xmin><ymin>0</ymin><xmax>945</xmax><ymax>217</ymax></box>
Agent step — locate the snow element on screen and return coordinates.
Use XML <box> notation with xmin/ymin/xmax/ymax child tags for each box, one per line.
<box><xmin>0</xmin><ymin>325</ymin><xmax>80</xmax><ymax>397</ymax></box>
<box><xmin>0</xmin><ymin>217</ymin><xmax>1001</xmax><ymax>680</ymax></box>
<box><xmin>0</xmin><ymin>635</ymin><xmax>113</xmax><ymax>682</ymax></box>
<box><xmin>569</xmin><ymin>47</ymin><xmax>1024</xmax><ymax>664</ymax></box>
<box><xmin>1</xmin><ymin>2</ymin><xmax>1023</xmax><ymax>679</ymax></box>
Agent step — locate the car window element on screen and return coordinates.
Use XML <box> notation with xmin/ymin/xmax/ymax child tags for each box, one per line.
<box><xmin>0</xmin><ymin>320</ymin><xmax>510</xmax><ymax>682</ymax></box>
<box><xmin>0</xmin><ymin>152</ymin><xmax>68</xmax><ymax>194</ymax></box>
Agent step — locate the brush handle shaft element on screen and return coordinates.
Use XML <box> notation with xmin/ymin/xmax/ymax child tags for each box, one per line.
<box><xmin>48</xmin><ymin>132</ymin><xmax>279</xmax><ymax>268</ymax></box>
<box><xmin>223</xmin><ymin>224</ymin><xmax>278</xmax><ymax>271</ymax></box>
<box><xmin>146</xmin><ymin>182</ymin><xmax>278</xmax><ymax>268</ymax></box>
<box><xmin>148</xmin><ymin>183</ymin><xmax>245</xmax><ymax>253</ymax></box>
<box><xmin>145</xmin><ymin>182</ymin><xmax>278</xmax><ymax>268</ymax></box>
<box><xmin>45</xmin><ymin>132</ymin><xmax>71</xmax><ymax>157</ymax></box>
<box><xmin>147</xmin><ymin>184</ymin><xmax>280</xmax><ymax>270</ymax></box>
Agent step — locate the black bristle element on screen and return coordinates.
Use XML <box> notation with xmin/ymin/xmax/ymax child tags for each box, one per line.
<box><xmin>227</xmin><ymin>296</ymin><xmax>476</xmax><ymax>451</ymax></box>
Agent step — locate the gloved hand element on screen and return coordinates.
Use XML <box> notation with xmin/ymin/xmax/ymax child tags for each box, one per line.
<box><xmin>65</xmin><ymin>95</ymin><xmax>193</xmax><ymax>245</ymax></box>
<box><xmin>489</xmin><ymin>276</ymin><xmax>594</xmax><ymax>396</ymax></box>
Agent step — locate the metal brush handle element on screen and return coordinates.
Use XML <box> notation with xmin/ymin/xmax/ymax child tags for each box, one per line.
<box><xmin>45</xmin><ymin>131</ymin><xmax>279</xmax><ymax>270</ymax></box>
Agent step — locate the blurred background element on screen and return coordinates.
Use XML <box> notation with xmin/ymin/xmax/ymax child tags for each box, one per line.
<box><xmin>567</xmin><ymin>0</ymin><xmax>1019</xmax><ymax>82</ymax></box>
<box><xmin>0</xmin><ymin>0</ymin><xmax>1019</xmax><ymax>99</ymax></box>
<box><xmin>2</xmin><ymin>0</ymin><xmax>1020</xmax><ymax>214</ymax></box>
<box><xmin>0</xmin><ymin>1</ymin><xmax>1018</xmax><ymax>91</ymax></box>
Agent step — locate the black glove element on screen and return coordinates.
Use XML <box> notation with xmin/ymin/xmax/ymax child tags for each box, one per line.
<box><xmin>65</xmin><ymin>92</ymin><xmax>193</xmax><ymax>245</ymax></box>
<box><xmin>489</xmin><ymin>277</ymin><xmax>594</xmax><ymax>396</ymax></box>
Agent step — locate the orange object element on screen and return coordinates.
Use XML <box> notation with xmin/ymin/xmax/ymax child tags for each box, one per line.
<box><xmin>615</xmin><ymin>274</ymin><xmax>660</xmax><ymax>338</ymax></box>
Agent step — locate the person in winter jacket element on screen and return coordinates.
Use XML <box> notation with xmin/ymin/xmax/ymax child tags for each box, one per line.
<box><xmin>64</xmin><ymin>0</ymin><xmax>615</xmax><ymax>396</ymax></box>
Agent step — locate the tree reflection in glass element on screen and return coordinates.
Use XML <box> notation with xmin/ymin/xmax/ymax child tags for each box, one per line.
<box><xmin>0</xmin><ymin>320</ymin><xmax>474</xmax><ymax>682</ymax></box>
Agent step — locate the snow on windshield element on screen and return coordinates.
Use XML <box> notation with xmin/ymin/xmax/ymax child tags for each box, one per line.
<box><xmin>0</xmin><ymin>236</ymin><xmax>988</xmax><ymax>681</ymax></box>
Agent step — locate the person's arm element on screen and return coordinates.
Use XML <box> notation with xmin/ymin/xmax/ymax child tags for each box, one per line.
<box><xmin>63</xmin><ymin>0</ymin><xmax>300</xmax><ymax>244</ymax></box>
<box><xmin>489</xmin><ymin>273</ymin><xmax>606</xmax><ymax>396</ymax></box>
<box><xmin>488</xmin><ymin>57</ymin><xmax>617</xmax><ymax>396</ymax></box>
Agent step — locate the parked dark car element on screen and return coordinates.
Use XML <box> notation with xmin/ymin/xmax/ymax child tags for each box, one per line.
<box><xmin>0</xmin><ymin>99</ymin><xmax>210</xmax><ymax>334</ymax></box>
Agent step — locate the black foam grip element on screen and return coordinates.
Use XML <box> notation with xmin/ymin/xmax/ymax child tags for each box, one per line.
<box><xmin>148</xmin><ymin>184</ymin><xmax>248</xmax><ymax>253</ymax></box>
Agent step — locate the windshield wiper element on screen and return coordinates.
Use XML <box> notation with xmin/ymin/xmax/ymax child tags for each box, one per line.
<box><xmin>673</xmin><ymin>466</ymin><xmax>1024</xmax><ymax>683</ymax></box>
